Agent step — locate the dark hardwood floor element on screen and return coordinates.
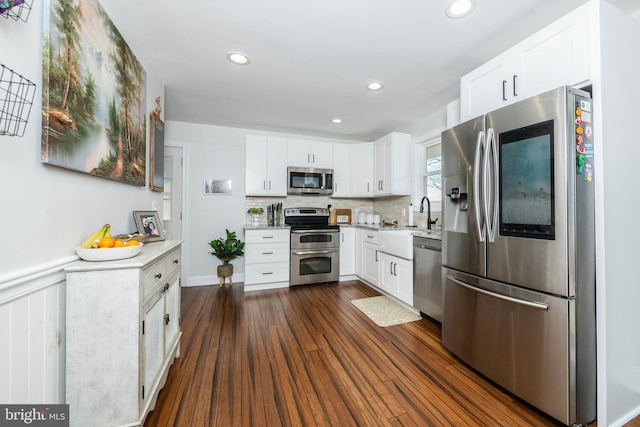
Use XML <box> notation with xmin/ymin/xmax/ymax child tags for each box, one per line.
<box><xmin>144</xmin><ymin>280</ymin><xmax>635</xmax><ymax>427</ymax></box>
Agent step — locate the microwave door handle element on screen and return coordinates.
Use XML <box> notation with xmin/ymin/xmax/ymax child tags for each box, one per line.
<box><xmin>484</xmin><ymin>128</ymin><xmax>498</xmax><ymax>242</ymax></box>
<box><xmin>473</xmin><ymin>130</ymin><xmax>486</xmax><ymax>242</ymax></box>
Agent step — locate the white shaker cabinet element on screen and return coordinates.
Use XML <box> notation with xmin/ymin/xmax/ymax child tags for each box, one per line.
<box><xmin>332</xmin><ymin>143</ymin><xmax>350</xmax><ymax>197</ymax></box>
<box><xmin>244</xmin><ymin>228</ymin><xmax>290</xmax><ymax>290</ymax></box>
<box><xmin>245</xmin><ymin>135</ymin><xmax>288</xmax><ymax>196</ymax></box>
<box><xmin>379</xmin><ymin>252</ymin><xmax>413</xmax><ymax>306</ymax></box>
<box><xmin>349</xmin><ymin>143</ymin><xmax>374</xmax><ymax>197</ymax></box>
<box><xmin>65</xmin><ymin>241</ymin><xmax>182</xmax><ymax>427</ymax></box>
<box><xmin>287</xmin><ymin>139</ymin><xmax>333</xmax><ymax>169</ymax></box>
<box><xmin>373</xmin><ymin>132</ymin><xmax>411</xmax><ymax>196</ymax></box>
<box><xmin>362</xmin><ymin>230</ymin><xmax>380</xmax><ymax>285</ymax></box>
<box><xmin>339</xmin><ymin>226</ymin><xmax>356</xmax><ymax>277</ymax></box>
<box><xmin>460</xmin><ymin>3</ymin><xmax>590</xmax><ymax>121</ymax></box>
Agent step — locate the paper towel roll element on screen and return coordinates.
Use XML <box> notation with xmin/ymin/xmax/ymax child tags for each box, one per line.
<box><xmin>408</xmin><ymin>204</ymin><xmax>414</xmax><ymax>226</ymax></box>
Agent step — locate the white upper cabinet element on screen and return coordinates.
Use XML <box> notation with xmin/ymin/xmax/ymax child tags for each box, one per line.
<box><xmin>461</xmin><ymin>3</ymin><xmax>590</xmax><ymax>121</ymax></box>
<box><xmin>349</xmin><ymin>143</ymin><xmax>373</xmax><ymax>197</ymax></box>
<box><xmin>245</xmin><ymin>135</ymin><xmax>288</xmax><ymax>196</ymax></box>
<box><xmin>332</xmin><ymin>143</ymin><xmax>350</xmax><ymax>197</ymax></box>
<box><xmin>373</xmin><ymin>132</ymin><xmax>411</xmax><ymax>196</ymax></box>
<box><xmin>287</xmin><ymin>139</ymin><xmax>334</xmax><ymax>169</ymax></box>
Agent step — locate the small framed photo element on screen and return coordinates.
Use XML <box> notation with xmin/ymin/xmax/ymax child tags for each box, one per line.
<box><xmin>204</xmin><ymin>179</ymin><xmax>232</xmax><ymax>195</ymax></box>
<box><xmin>133</xmin><ymin>210</ymin><xmax>165</xmax><ymax>242</ymax></box>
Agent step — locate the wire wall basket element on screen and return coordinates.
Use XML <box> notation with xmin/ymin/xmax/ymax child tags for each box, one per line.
<box><xmin>0</xmin><ymin>64</ymin><xmax>37</xmax><ymax>137</ymax></box>
<box><xmin>0</xmin><ymin>0</ymin><xmax>32</xmax><ymax>22</ymax></box>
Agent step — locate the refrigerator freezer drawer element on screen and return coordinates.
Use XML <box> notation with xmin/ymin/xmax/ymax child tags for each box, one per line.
<box><xmin>442</xmin><ymin>270</ymin><xmax>574</xmax><ymax>425</ymax></box>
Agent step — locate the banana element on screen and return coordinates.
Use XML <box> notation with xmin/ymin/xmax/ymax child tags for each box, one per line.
<box><xmin>81</xmin><ymin>224</ymin><xmax>111</xmax><ymax>249</ymax></box>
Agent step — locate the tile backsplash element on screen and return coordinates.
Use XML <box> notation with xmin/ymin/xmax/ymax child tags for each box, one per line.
<box><xmin>246</xmin><ymin>195</ymin><xmax>440</xmax><ymax>228</ymax></box>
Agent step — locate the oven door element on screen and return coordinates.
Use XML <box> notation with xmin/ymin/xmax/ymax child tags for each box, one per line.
<box><xmin>291</xmin><ymin>229</ymin><xmax>339</xmax><ymax>250</ymax></box>
<box><xmin>290</xmin><ymin>248</ymin><xmax>340</xmax><ymax>286</ymax></box>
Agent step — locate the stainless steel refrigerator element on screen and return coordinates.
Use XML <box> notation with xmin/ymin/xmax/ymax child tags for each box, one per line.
<box><xmin>441</xmin><ymin>86</ymin><xmax>596</xmax><ymax>426</ymax></box>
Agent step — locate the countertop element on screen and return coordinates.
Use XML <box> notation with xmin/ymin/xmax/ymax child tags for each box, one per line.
<box><xmin>243</xmin><ymin>225</ymin><xmax>290</xmax><ymax>231</ymax></box>
<box><xmin>355</xmin><ymin>224</ymin><xmax>442</xmax><ymax>240</ymax></box>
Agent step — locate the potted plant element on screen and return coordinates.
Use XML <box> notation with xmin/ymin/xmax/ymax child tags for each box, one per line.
<box><xmin>247</xmin><ymin>207</ymin><xmax>264</xmax><ymax>226</ymax></box>
<box><xmin>209</xmin><ymin>229</ymin><xmax>245</xmax><ymax>287</ymax></box>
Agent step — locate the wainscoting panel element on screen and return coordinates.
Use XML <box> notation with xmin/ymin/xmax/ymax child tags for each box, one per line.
<box><xmin>0</xmin><ymin>260</ymin><xmax>69</xmax><ymax>404</ymax></box>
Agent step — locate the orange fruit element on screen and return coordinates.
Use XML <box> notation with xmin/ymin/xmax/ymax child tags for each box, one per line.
<box><xmin>98</xmin><ymin>236</ymin><xmax>116</xmax><ymax>248</ymax></box>
<box><xmin>114</xmin><ymin>240</ymin><xmax>125</xmax><ymax>247</ymax></box>
<box><xmin>125</xmin><ymin>239</ymin><xmax>140</xmax><ymax>246</ymax></box>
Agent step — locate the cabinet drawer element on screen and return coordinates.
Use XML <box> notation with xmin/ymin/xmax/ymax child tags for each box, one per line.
<box><xmin>245</xmin><ymin>243</ymin><xmax>290</xmax><ymax>264</ymax></box>
<box><xmin>245</xmin><ymin>262</ymin><xmax>289</xmax><ymax>285</ymax></box>
<box><xmin>164</xmin><ymin>247</ymin><xmax>181</xmax><ymax>277</ymax></box>
<box><xmin>143</xmin><ymin>258</ymin><xmax>165</xmax><ymax>298</ymax></box>
<box><xmin>362</xmin><ymin>231</ymin><xmax>379</xmax><ymax>244</ymax></box>
<box><xmin>245</xmin><ymin>229</ymin><xmax>290</xmax><ymax>244</ymax></box>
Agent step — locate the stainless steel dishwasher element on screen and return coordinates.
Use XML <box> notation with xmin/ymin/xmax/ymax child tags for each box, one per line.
<box><xmin>413</xmin><ymin>235</ymin><xmax>442</xmax><ymax>323</ymax></box>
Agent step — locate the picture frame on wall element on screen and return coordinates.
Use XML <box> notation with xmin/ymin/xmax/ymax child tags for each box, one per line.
<box><xmin>203</xmin><ymin>179</ymin><xmax>232</xmax><ymax>195</ymax></box>
<box><xmin>133</xmin><ymin>210</ymin><xmax>165</xmax><ymax>242</ymax></box>
<box><xmin>149</xmin><ymin>111</ymin><xmax>164</xmax><ymax>192</ymax></box>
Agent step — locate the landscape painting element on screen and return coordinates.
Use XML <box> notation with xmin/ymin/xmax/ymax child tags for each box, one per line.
<box><xmin>41</xmin><ymin>0</ymin><xmax>146</xmax><ymax>186</ymax></box>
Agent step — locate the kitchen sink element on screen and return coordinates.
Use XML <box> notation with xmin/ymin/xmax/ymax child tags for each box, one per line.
<box><xmin>377</xmin><ymin>229</ymin><xmax>414</xmax><ymax>259</ymax></box>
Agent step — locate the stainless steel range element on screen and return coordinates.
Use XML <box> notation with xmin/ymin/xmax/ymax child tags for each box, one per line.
<box><xmin>285</xmin><ymin>207</ymin><xmax>340</xmax><ymax>286</ymax></box>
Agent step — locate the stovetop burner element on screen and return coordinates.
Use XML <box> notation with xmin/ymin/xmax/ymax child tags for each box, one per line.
<box><xmin>284</xmin><ymin>207</ymin><xmax>337</xmax><ymax>230</ymax></box>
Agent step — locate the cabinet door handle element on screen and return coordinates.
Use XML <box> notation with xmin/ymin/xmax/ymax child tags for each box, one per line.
<box><xmin>262</xmin><ymin>272</ymin><xmax>274</xmax><ymax>275</ymax></box>
<box><xmin>312</xmin><ymin>153</ymin><xmax>315</xmax><ymax>164</ymax></box>
<box><xmin>263</xmin><ymin>180</ymin><xmax>266</xmax><ymax>190</ymax></box>
<box><xmin>155</xmin><ymin>273</ymin><xmax>162</xmax><ymax>279</ymax></box>
<box><xmin>502</xmin><ymin>80</ymin><xmax>507</xmax><ymax>101</ymax></box>
<box><xmin>367</xmin><ymin>182</ymin><xmax>370</xmax><ymax>192</ymax></box>
<box><xmin>262</xmin><ymin>252</ymin><xmax>274</xmax><ymax>255</ymax></box>
<box><xmin>173</xmin><ymin>259</ymin><xmax>179</xmax><ymax>264</ymax></box>
<box><xmin>513</xmin><ymin>75</ymin><xmax>518</xmax><ymax>97</ymax></box>
<box><xmin>268</xmin><ymin>180</ymin><xmax>271</xmax><ymax>190</ymax></box>
<box><xmin>390</xmin><ymin>262</ymin><xmax>393</xmax><ymax>275</ymax></box>
<box><xmin>262</xmin><ymin>236</ymin><xmax>274</xmax><ymax>239</ymax></box>
<box><xmin>393</xmin><ymin>263</ymin><xmax>398</xmax><ymax>276</ymax></box>
<box><xmin>164</xmin><ymin>314</ymin><xmax>170</xmax><ymax>325</ymax></box>
<box><xmin>308</xmin><ymin>153</ymin><xmax>311</xmax><ymax>163</ymax></box>
<box><xmin>375</xmin><ymin>250</ymin><xmax>379</xmax><ymax>262</ymax></box>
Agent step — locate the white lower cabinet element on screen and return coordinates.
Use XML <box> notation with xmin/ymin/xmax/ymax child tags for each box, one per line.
<box><xmin>362</xmin><ymin>230</ymin><xmax>379</xmax><ymax>286</ymax></box>
<box><xmin>244</xmin><ymin>228</ymin><xmax>290</xmax><ymax>289</ymax></box>
<box><xmin>339</xmin><ymin>226</ymin><xmax>356</xmax><ymax>277</ymax></box>
<box><xmin>379</xmin><ymin>252</ymin><xmax>413</xmax><ymax>306</ymax></box>
<box><xmin>356</xmin><ymin>229</ymin><xmax>413</xmax><ymax>306</ymax></box>
<box><xmin>65</xmin><ymin>241</ymin><xmax>182</xmax><ymax>427</ymax></box>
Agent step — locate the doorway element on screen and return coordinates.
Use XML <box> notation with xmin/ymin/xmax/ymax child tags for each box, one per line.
<box><xmin>163</xmin><ymin>146</ymin><xmax>183</xmax><ymax>241</ymax></box>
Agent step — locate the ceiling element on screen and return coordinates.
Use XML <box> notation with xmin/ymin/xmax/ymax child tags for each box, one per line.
<box><xmin>100</xmin><ymin>0</ymin><xmax>638</xmax><ymax>141</ymax></box>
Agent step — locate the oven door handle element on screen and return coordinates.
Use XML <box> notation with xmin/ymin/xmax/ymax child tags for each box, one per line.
<box><xmin>291</xmin><ymin>229</ymin><xmax>338</xmax><ymax>234</ymax></box>
<box><xmin>291</xmin><ymin>249</ymin><xmax>338</xmax><ymax>256</ymax></box>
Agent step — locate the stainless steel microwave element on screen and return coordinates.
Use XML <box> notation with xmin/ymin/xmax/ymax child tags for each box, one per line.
<box><xmin>287</xmin><ymin>167</ymin><xmax>334</xmax><ymax>195</ymax></box>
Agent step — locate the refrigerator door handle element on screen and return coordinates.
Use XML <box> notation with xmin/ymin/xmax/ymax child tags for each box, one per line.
<box><xmin>483</xmin><ymin>128</ymin><xmax>499</xmax><ymax>242</ymax></box>
<box><xmin>473</xmin><ymin>130</ymin><xmax>486</xmax><ymax>242</ymax></box>
<box><xmin>447</xmin><ymin>275</ymin><xmax>549</xmax><ymax>311</ymax></box>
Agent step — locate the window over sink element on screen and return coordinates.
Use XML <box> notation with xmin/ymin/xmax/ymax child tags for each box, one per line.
<box><xmin>414</xmin><ymin>136</ymin><xmax>442</xmax><ymax>213</ymax></box>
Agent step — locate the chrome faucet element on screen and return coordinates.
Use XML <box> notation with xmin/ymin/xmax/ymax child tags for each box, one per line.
<box><xmin>419</xmin><ymin>196</ymin><xmax>438</xmax><ymax>230</ymax></box>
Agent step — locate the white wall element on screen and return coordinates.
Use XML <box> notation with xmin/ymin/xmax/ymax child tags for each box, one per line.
<box><xmin>164</xmin><ymin>122</ymin><xmax>248</xmax><ymax>286</ymax></box>
<box><xmin>0</xmin><ymin>1</ymin><xmax>165</xmax><ymax>404</ymax></box>
<box><xmin>1</xmin><ymin>3</ymin><xmax>166</xmax><ymax>279</ymax></box>
<box><xmin>594</xmin><ymin>1</ymin><xmax>640</xmax><ymax>425</ymax></box>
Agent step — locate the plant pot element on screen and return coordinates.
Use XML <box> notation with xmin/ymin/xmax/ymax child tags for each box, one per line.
<box><xmin>251</xmin><ymin>214</ymin><xmax>261</xmax><ymax>227</ymax></box>
<box><xmin>217</xmin><ymin>264</ymin><xmax>233</xmax><ymax>287</ymax></box>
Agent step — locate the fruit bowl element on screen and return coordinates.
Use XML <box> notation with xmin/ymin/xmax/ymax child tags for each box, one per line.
<box><xmin>75</xmin><ymin>243</ymin><xmax>144</xmax><ymax>262</ymax></box>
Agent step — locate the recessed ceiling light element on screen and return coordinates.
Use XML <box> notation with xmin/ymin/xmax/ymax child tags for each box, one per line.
<box><xmin>445</xmin><ymin>0</ymin><xmax>476</xmax><ymax>19</ymax></box>
<box><xmin>331</xmin><ymin>118</ymin><xmax>343</xmax><ymax>124</ymax></box>
<box><xmin>226</xmin><ymin>52</ymin><xmax>250</xmax><ymax>65</ymax></box>
<box><xmin>366</xmin><ymin>81</ymin><xmax>384</xmax><ymax>91</ymax></box>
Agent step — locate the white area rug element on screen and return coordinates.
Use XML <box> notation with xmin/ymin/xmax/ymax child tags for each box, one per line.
<box><xmin>351</xmin><ymin>296</ymin><xmax>421</xmax><ymax>327</ymax></box>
